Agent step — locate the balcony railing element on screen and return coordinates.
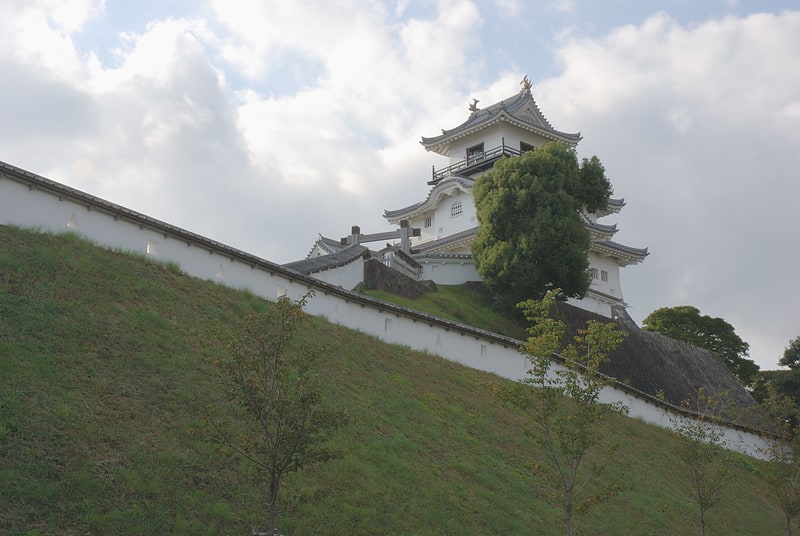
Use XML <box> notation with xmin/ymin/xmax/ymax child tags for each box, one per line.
<box><xmin>430</xmin><ymin>141</ymin><xmax>523</xmax><ymax>184</ymax></box>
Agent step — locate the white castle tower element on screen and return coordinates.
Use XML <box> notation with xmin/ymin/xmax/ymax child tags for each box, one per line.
<box><xmin>382</xmin><ymin>77</ymin><xmax>647</xmax><ymax>317</ymax></box>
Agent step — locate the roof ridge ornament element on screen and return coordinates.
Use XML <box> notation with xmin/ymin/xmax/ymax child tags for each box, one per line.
<box><xmin>468</xmin><ymin>98</ymin><xmax>479</xmax><ymax>112</ymax></box>
<box><xmin>520</xmin><ymin>74</ymin><xmax>532</xmax><ymax>94</ymax></box>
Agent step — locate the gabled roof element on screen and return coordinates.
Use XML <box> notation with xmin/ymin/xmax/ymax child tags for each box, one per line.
<box><xmin>420</xmin><ymin>88</ymin><xmax>581</xmax><ymax>156</ymax></box>
<box><xmin>384</xmin><ymin>176</ymin><xmax>474</xmax><ymax>223</ymax></box>
<box><xmin>305</xmin><ymin>234</ymin><xmax>345</xmax><ymax>258</ymax></box>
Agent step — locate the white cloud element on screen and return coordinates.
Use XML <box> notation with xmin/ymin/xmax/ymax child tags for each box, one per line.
<box><xmin>537</xmin><ymin>10</ymin><xmax>800</xmax><ymax>366</ymax></box>
<box><xmin>495</xmin><ymin>0</ymin><xmax>524</xmax><ymax>18</ymax></box>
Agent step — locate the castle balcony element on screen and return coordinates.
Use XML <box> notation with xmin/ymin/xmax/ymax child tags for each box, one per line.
<box><xmin>429</xmin><ymin>141</ymin><xmax>522</xmax><ymax>185</ymax></box>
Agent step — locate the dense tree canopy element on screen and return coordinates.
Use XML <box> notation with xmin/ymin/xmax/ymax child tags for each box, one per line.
<box><xmin>779</xmin><ymin>336</ymin><xmax>800</xmax><ymax>369</ymax></box>
<box><xmin>472</xmin><ymin>142</ymin><xmax>612</xmax><ymax>306</ymax></box>
<box><xmin>642</xmin><ymin>305</ymin><xmax>758</xmax><ymax>387</ymax></box>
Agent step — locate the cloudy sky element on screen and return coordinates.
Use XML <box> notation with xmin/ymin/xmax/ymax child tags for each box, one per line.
<box><xmin>1</xmin><ymin>0</ymin><xmax>798</xmax><ymax>370</ymax></box>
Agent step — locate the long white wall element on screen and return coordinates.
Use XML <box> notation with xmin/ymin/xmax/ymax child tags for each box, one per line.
<box><xmin>0</xmin><ymin>162</ymin><xmax>772</xmax><ymax>459</ymax></box>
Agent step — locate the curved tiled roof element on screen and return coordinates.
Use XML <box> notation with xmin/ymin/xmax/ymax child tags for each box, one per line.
<box><xmin>599</xmin><ymin>197</ymin><xmax>625</xmax><ymax>216</ymax></box>
<box><xmin>420</xmin><ymin>89</ymin><xmax>581</xmax><ymax>156</ymax></box>
<box><xmin>580</xmin><ymin>212</ymin><xmax>617</xmax><ymax>238</ymax></box>
<box><xmin>384</xmin><ymin>176</ymin><xmax>474</xmax><ymax>222</ymax></box>
<box><xmin>411</xmin><ymin>226</ymin><xmax>479</xmax><ymax>254</ymax></box>
<box><xmin>591</xmin><ymin>240</ymin><xmax>649</xmax><ymax>265</ymax></box>
<box><xmin>283</xmin><ymin>244</ymin><xmax>370</xmax><ymax>275</ymax></box>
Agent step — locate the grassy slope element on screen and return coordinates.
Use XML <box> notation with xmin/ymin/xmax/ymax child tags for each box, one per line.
<box><xmin>0</xmin><ymin>226</ymin><xmax>784</xmax><ymax>535</ymax></box>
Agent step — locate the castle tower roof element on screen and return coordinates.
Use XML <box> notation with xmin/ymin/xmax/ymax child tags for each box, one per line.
<box><xmin>420</xmin><ymin>86</ymin><xmax>581</xmax><ymax>157</ymax></box>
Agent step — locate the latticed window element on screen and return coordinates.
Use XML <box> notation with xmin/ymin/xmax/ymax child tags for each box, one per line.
<box><xmin>451</xmin><ymin>201</ymin><xmax>463</xmax><ymax>218</ymax></box>
<box><xmin>590</xmin><ymin>268</ymin><xmax>599</xmax><ymax>279</ymax></box>
<box><xmin>424</xmin><ymin>216</ymin><xmax>432</xmax><ymax>228</ymax></box>
<box><xmin>601</xmin><ymin>270</ymin><xmax>609</xmax><ymax>282</ymax></box>
<box><xmin>466</xmin><ymin>143</ymin><xmax>484</xmax><ymax>163</ymax></box>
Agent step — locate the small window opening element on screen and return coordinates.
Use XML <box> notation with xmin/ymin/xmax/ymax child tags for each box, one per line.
<box><xmin>451</xmin><ymin>201</ymin><xmax>463</xmax><ymax>218</ymax></box>
<box><xmin>466</xmin><ymin>143</ymin><xmax>484</xmax><ymax>163</ymax></box>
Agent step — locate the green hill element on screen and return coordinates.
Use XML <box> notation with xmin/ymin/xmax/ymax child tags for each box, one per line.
<box><xmin>0</xmin><ymin>226</ymin><xmax>784</xmax><ymax>535</ymax></box>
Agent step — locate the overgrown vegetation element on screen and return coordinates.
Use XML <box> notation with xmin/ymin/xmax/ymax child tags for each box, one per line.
<box><xmin>643</xmin><ymin>305</ymin><xmax>758</xmax><ymax>387</ymax></box>
<box><xmin>0</xmin><ymin>226</ymin><xmax>789</xmax><ymax>534</ymax></box>
<box><xmin>497</xmin><ymin>290</ymin><xmax>628</xmax><ymax>535</ymax></box>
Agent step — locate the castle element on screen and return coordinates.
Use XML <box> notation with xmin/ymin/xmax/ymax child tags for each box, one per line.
<box><xmin>289</xmin><ymin>77</ymin><xmax>647</xmax><ymax>318</ymax></box>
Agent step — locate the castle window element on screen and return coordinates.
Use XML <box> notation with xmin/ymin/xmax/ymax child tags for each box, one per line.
<box><xmin>520</xmin><ymin>141</ymin><xmax>535</xmax><ymax>153</ymax></box>
<box><xmin>590</xmin><ymin>268</ymin><xmax>599</xmax><ymax>279</ymax></box>
<box><xmin>451</xmin><ymin>201</ymin><xmax>463</xmax><ymax>218</ymax></box>
<box><xmin>466</xmin><ymin>143</ymin><xmax>484</xmax><ymax>163</ymax></box>
<box><xmin>424</xmin><ymin>216</ymin><xmax>432</xmax><ymax>228</ymax></box>
<box><xmin>601</xmin><ymin>270</ymin><xmax>608</xmax><ymax>282</ymax></box>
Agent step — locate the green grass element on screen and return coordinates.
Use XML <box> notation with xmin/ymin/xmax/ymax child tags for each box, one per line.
<box><xmin>362</xmin><ymin>285</ymin><xmax>527</xmax><ymax>340</ymax></box>
<box><xmin>0</xmin><ymin>225</ymin><xmax>786</xmax><ymax>535</ymax></box>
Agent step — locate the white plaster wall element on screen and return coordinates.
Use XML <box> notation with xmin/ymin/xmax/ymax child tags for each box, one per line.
<box><xmin>304</xmin><ymin>259</ymin><xmax>364</xmax><ymax>291</ymax></box>
<box><xmin>428</xmin><ymin>190</ymin><xmax>477</xmax><ymax>241</ymax></box>
<box><xmin>420</xmin><ymin>261</ymin><xmax>480</xmax><ymax>285</ymax></box>
<box><xmin>0</xmin><ymin>169</ymin><xmax>769</xmax><ymax>459</ymax></box>
<box><xmin>566</xmin><ymin>295</ymin><xmax>613</xmax><ymax>318</ymax></box>
<box><xmin>588</xmin><ymin>252</ymin><xmax>623</xmax><ymax>300</ymax></box>
<box><xmin>447</xmin><ymin>124</ymin><xmax>552</xmax><ymax>164</ymax></box>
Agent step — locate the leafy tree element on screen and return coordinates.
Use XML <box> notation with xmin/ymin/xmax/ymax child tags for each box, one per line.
<box><xmin>754</xmin><ymin>370</ymin><xmax>800</xmax><ymax>408</ymax></box>
<box><xmin>472</xmin><ymin>142</ymin><xmax>612</xmax><ymax>307</ymax></box>
<box><xmin>668</xmin><ymin>390</ymin><xmax>732</xmax><ymax>536</ymax></box>
<box><xmin>642</xmin><ymin>305</ymin><xmax>758</xmax><ymax>387</ymax></box>
<box><xmin>780</xmin><ymin>336</ymin><xmax>800</xmax><ymax>369</ymax></box>
<box><xmin>496</xmin><ymin>289</ymin><xmax>628</xmax><ymax>536</ymax></box>
<box><xmin>755</xmin><ymin>382</ymin><xmax>800</xmax><ymax>535</ymax></box>
<box><xmin>211</xmin><ymin>292</ymin><xmax>348</xmax><ymax>534</ymax></box>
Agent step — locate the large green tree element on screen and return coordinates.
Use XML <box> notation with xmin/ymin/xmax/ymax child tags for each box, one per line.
<box><xmin>472</xmin><ymin>142</ymin><xmax>612</xmax><ymax>306</ymax></box>
<box><xmin>642</xmin><ymin>305</ymin><xmax>758</xmax><ymax>387</ymax></box>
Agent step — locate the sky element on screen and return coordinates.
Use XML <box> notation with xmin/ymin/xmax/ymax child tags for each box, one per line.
<box><xmin>1</xmin><ymin>0</ymin><xmax>798</xmax><ymax>370</ymax></box>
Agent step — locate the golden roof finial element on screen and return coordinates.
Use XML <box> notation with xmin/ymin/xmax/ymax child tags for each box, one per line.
<box><xmin>520</xmin><ymin>75</ymin><xmax>532</xmax><ymax>93</ymax></box>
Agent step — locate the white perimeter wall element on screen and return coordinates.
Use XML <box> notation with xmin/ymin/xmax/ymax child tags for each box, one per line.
<box><xmin>419</xmin><ymin>260</ymin><xmax>480</xmax><ymax>285</ymax></box>
<box><xmin>0</xmin><ymin>166</ymin><xmax>771</xmax><ymax>459</ymax></box>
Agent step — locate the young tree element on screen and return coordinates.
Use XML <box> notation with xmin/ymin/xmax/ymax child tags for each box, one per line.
<box><xmin>669</xmin><ymin>390</ymin><xmax>732</xmax><ymax>536</ymax></box>
<box><xmin>756</xmin><ymin>382</ymin><xmax>800</xmax><ymax>535</ymax></box>
<box><xmin>472</xmin><ymin>142</ymin><xmax>612</xmax><ymax>307</ymax></box>
<box><xmin>642</xmin><ymin>305</ymin><xmax>758</xmax><ymax>387</ymax></box>
<box><xmin>212</xmin><ymin>292</ymin><xmax>348</xmax><ymax>535</ymax></box>
<box><xmin>496</xmin><ymin>290</ymin><xmax>627</xmax><ymax>536</ymax></box>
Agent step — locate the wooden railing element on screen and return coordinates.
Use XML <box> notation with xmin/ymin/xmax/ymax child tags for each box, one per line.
<box><xmin>430</xmin><ymin>141</ymin><xmax>522</xmax><ymax>182</ymax></box>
